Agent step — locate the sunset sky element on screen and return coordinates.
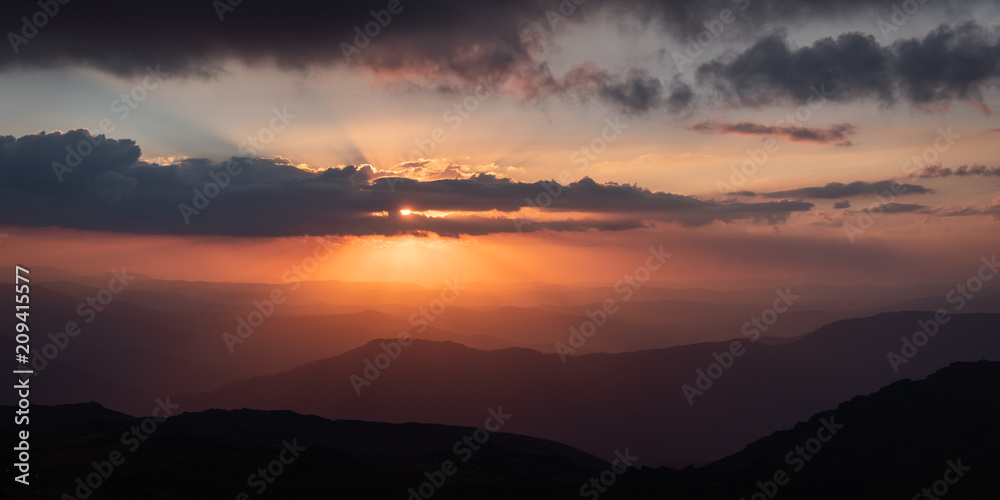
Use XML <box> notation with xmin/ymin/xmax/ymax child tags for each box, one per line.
<box><xmin>1</xmin><ymin>0</ymin><xmax>999</xmax><ymax>286</ymax></box>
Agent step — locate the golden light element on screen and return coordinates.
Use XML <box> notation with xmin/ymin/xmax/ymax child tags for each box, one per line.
<box><xmin>399</xmin><ymin>209</ymin><xmax>412</xmax><ymax>215</ymax></box>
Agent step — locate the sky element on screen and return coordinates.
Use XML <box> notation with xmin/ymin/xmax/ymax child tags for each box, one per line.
<box><xmin>1</xmin><ymin>0</ymin><xmax>999</xmax><ymax>286</ymax></box>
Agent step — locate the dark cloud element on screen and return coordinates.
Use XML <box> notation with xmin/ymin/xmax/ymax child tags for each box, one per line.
<box><xmin>2</xmin><ymin>1</ymin><xmax>995</xmax><ymax>113</ymax></box>
<box><xmin>2</xmin><ymin>0</ymin><xmax>539</xmax><ymax>80</ymax></box>
<box><xmin>0</xmin><ymin>0</ymin><xmax>707</xmax><ymax>115</ymax></box>
<box><xmin>373</xmin><ymin>175</ymin><xmax>812</xmax><ymax>228</ymax></box>
<box><xmin>892</xmin><ymin>22</ymin><xmax>1000</xmax><ymax>106</ymax></box>
<box><xmin>664</xmin><ymin>76</ymin><xmax>695</xmax><ymax>114</ymax></box>
<box><xmin>843</xmin><ymin>202</ymin><xmax>926</xmax><ymax>216</ymax></box>
<box><xmin>619</xmin><ymin>0</ymin><xmax>980</xmax><ymax>40</ymax></box>
<box><xmin>833</xmin><ymin>200</ymin><xmax>851</xmax><ymax>209</ymax></box>
<box><xmin>697</xmin><ymin>22</ymin><xmax>1000</xmax><ymax>109</ymax></box>
<box><xmin>689</xmin><ymin>119</ymin><xmax>857</xmax><ymax>145</ymax></box>
<box><xmin>908</xmin><ymin>164</ymin><xmax>1000</xmax><ymax>178</ymax></box>
<box><xmin>866</xmin><ymin>202</ymin><xmax>926</xmax><ymax>214</ymax></box>
<box><xmin>0</xmin><ymin>131</ymin><xmax>813</xmax><ymax>237</ymax></box>
<box><xmin>597</xmin><ymin>69</ymin><xmax>664</xmax><ymax>114</ymax></box>
<box><xmin>696</xmin><ymin>31</ymin><xmax>894</xmax><ymax>106</ymax></box>
<box><xmin>536</xmin><ymin>65</ymin><xmax>669</xmax><ymax>114</ymax></box>
<box><xmin>584</xmin><ymin>71</ymin><xmax>693</xmax><ymax>114</ymax></box>
<box><xmin>519</xmin><ymin>64</ymin><xmax>690</xmax><ymax>114</ymax></box>
<box><xmin>746</xmin><ymin>180</ymin><xmax>932</xmax><ymax>199</ymax></box>
<box><xmin>0</xmin><ymin>0</ymin><xmax>922</xmax><ymax>77</ymax></box>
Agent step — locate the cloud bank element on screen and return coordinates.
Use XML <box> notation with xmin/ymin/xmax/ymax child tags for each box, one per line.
<box><xmin>2</xmin><ymin>1</ymin><xmax>998</xmax><ymax>113</ymax></box>
<box><xmin>0</xmin><ymin>130</ymin><xmax>814</xmax><ymax>237</ymax></box>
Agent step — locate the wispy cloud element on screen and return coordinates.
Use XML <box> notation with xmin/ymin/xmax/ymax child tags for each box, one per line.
<box><xmin>689</xmin><ymin>119</ymin><xmax>857</xmax><ymax>145</ymax></box>
<box><xmin>907</xmin><ymin>164</ymin><xmax>1000</xmax><ymax>178</ymax></box>
<box><xmin>739</xmin><ymin>180</ymin><xmax>931</xmax><ymax>199</ymax></box>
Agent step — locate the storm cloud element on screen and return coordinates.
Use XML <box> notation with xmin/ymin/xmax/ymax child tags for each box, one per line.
<box><xmin>697</xmin><ymin>22</ymin><xmax>1000</xmax><ymax>109</ymax></box>
<box><xmin>2</xmin><ymin>1</ymin><xmax>998</xmax><ymax>113</ymax></box>
<box><xmin>0</xmin><ymin>130</ymin><xmax>813</xmax><ymax>237</ymax></box>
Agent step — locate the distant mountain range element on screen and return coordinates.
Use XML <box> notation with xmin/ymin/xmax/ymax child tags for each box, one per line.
<box><xmin>4</xmin><ymin>361</ymin><xmax>997</xmax><ymax>499</ymax></box>
<box><xmin>3</xmin><ymin>268</ymin><xmax>998</xmax><ymax>478</ymax></box>
<box><xmin>178</xmin><ymin>311</ymin><xmax>1000</xmax><ymax>466</ymax></box>
<box><xmin>9</xmin><ymin>270</ymin><xmax>997</xmax><ymax>418</ymax></box>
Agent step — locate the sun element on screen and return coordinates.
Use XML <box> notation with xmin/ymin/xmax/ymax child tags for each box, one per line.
<box><xmin>399</xmin><ymin>209</ymin><xmax>412</xmax><ymax>215</ymax></box>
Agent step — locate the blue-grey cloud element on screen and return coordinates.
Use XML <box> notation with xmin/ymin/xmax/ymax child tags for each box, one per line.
<box><xmin>746</xmin><ymin>180</ymin><xmax>932</xmax><ymax>199</ymax></box>
<box><xmin>697</xmin><ymin>22</ymin><xmax>1000</xmax><ymax>109</ymax></box>
<box><xmin>0</xmin><ymin>130</ymin><xmax>814</xmax><ymax>237</ymax></box>
<box><xmin>2</xmin><ymin>2</ymin><xmax>996</xmax><ymax>113</ymax></box>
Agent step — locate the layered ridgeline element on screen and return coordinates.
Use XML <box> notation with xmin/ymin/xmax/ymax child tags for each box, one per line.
<box><xmin>178</xmin><ymin>312</ymin><xmax>1000</xmax><ymax>466</ymax></box>
<box><xmin>3</xmin><ymin>361</ymin><xmax>997</xmax><ymax>499</ymax></box>
<box><xmin>7</xmin><ymin>269</ymin><xmax>997</xmax><ymax>417</ymax></box>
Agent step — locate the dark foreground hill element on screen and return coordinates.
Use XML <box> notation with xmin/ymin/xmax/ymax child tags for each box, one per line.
<box><xmin>0</xmin><ymin>403</ymin><xmax>606</xmax><ymax>499</ymax></box>
<box><xmin>2</xmin><ymin>361</ymin><xmax>998</xmax><ymax>499</ymax></box>
<box><xmin>619</xmin><ymin>360</ymin><xmax>1000</xmax><ymax>499</ymax></box>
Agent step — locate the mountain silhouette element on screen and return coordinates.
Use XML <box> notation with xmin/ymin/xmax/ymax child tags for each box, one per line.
<box><xmin>4</xmin><ymin>361</ymin><xmax>996</xmax><ymax>499</ymax></box>
<box><xmin>179</xmin><ymin>311</ymin><xmax>1000</xmax><ymax>466</ymax></box>
<box><xmin>618</xmin><ymin>360</ymin><xmax>1000</xmax><ymax>498</ymax></box>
